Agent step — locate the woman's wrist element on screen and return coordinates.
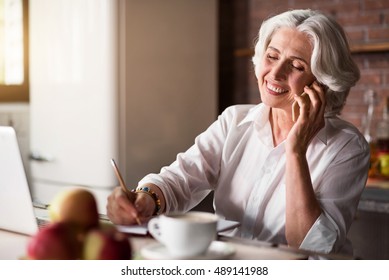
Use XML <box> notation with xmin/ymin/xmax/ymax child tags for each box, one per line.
<box><xmin>134</xmin><ymin>184</ymin><xmax>166</xmax><ymax>215</ymax></box>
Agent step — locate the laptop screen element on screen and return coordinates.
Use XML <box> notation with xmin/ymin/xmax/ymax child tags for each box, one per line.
<box><xmin>0</xmin><ymin>126</ymin><xmax>39</xmax><ymax>235</ymax></box>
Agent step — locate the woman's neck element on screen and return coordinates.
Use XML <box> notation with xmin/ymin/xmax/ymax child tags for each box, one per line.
<box><xmin>269</xmin><ymin>108</ymin><xmax>294</xmax><ymax>147</ymax></box>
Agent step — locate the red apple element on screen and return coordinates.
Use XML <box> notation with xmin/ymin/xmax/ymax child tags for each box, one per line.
<box><xmin>48</xmin><ymin>188</ymin><xmax>99</xmax><ymax>231</ymax></box>
<box><xmin>83</xmin><ymin>226</ymin><xmax>132</xmax><ymax>260</ymax></box>
<box><xmin>27</xmin><ymin>222</ymin><xmax>83</xmax><ymax>260</ymax></box>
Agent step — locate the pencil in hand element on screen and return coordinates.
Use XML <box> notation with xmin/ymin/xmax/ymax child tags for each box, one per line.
<box><xmin>110</xmin><ymin>159</ymin><xmax>142</xmax><ymax>225</ymax></box>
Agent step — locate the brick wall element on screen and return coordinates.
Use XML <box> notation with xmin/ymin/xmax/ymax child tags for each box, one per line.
<box><xmin>222</xmin><ymin>0</ymin><xmax>389</xmax><ymax>138</ymax></box>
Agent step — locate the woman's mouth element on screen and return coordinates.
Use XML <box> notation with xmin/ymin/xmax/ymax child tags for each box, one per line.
<box><xmin>266</xmin><ymin>82</ymin><xmax>288</xmax><ymax>95</ymax></box>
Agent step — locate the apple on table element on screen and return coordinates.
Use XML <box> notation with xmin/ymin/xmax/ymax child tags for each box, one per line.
<box><xmin>48</xmin><ymin>187</ymin><xmax>100</xmax><ymax>232</ymax></box>
<box><xmin>26</xmin><ymin>187</ymin><xmax>132</xmax><ymax>260</ymax></box>
<box><xmin>83</xmin><ymin>225</ymin><xmax>132</xmax><ymax>260</ymax></box>
<box><xmin>27</xmin><ymin>222</ymin><xmax>83</xmax><ymax>260</ymax></box>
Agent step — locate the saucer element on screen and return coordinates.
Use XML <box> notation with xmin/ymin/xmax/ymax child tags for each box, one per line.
<box><xmin>140</xmin><ymin>241</ymin><xmax>235</xmax><ymax>260</ymax></box>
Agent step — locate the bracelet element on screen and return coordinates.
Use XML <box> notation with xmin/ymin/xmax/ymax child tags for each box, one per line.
<box><xmin>135</xmin><ymin>186</ymin><xmax>161</xmax><ymax>216</ymax></box>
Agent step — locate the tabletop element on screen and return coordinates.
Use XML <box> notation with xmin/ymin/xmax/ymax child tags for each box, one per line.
<box><xmin>0</xmin><ymin>205</ymin><xmax>354</xmax><ymax>260</ymax></box>
<box><xmin>0</xmin><ymin>227</ymin><xmax>351</xmax><ymax>260</ymax></box>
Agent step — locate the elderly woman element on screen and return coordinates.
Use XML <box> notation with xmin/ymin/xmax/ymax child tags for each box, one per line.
<box><xmin>107</xmin><ymin>9</ymin><xmax>370</xmax><ymax>255</ymax></box>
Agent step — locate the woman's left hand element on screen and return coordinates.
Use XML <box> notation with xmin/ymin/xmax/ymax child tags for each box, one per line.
<box><xmin>286</xmin><ymin>81</ymin><xmax>326</xmax><ymax>155</ymax></box>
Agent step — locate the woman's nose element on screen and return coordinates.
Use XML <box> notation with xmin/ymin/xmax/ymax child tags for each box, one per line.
<box><xmin>270</xmin><ymin>62</ymin><xmax>288</xmax><ymax>80</ymax></box>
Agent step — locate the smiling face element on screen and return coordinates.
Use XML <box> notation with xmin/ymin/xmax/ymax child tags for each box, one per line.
<box><xmin>257</xmin><ymin>27</ymin><xmax>316</xmax><ymax>114</ymax></box>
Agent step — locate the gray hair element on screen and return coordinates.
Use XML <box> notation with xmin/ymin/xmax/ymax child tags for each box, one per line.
<box><xmin>252</xmin><ymin>9</ymin><xmax>360</xmax><ymax>115</ymax></box>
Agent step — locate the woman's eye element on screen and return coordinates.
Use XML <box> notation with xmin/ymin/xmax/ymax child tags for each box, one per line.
<box><xmin>292</xmin><ymin>64</ymin><xmax>304</xmax><ymax>72</ymax></box>
<box><xmin>266</xmin><ymin>54</ymin><xmax>278</xmax><ymax>60</ymax></box>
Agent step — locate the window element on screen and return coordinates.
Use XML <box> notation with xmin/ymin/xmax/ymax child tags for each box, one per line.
<box><xmin>0</xmin><ymin>0</ymin><xmax>28</xmax><ymax>102</ymax></box>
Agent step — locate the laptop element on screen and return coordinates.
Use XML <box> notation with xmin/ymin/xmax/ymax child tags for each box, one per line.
<box><xmin>0</xmin><ymin>126</ymin><xmax>45</xmax><ymax>236</ymax></box>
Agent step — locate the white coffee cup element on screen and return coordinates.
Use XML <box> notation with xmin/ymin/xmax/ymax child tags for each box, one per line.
<box><xmin>148</xmin><ymin>211</ymin><xmax>218</xmax><ymax>258</ymax></box>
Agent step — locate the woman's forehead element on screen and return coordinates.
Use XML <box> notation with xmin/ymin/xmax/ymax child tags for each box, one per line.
<box><xmin>268</xmin><ymin>27</ymin><xmax>313</xmax><ymax>61</ymax></box>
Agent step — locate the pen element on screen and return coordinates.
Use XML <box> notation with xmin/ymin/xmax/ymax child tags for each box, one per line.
<box><xmin>110</xmin><ymin>158</ymin><xmax>141</xmax><ymax>225</ymax></box>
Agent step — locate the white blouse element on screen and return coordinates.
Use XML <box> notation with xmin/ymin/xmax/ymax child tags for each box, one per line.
<box><xmin>138</xmin><ymin>103</ymin><xmax>370</xmax><ymax>254</ymax></box>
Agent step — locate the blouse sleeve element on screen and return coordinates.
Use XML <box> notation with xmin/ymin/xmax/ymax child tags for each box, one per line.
<box><xmin>300</xmin><ymin>134</ymin><xmax>370</xmax><ymax>254</ymax></box>
<box><xmin>137</xmin><ymin>106</ymin><xmax>237</xmax><ymax>213</ymax></box>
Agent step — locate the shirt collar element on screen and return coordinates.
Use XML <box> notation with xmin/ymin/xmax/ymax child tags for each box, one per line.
<box><xmin>237</xmin><ymin>103</ymin><xmax>328</xmax><ymax>145</ymax></box>
<box><xmin>316</xmin><ymin>121</ymin><xmax>328</xmax><ymax>145</ymax></box>
<box><xmin>237</xmin><ymin>103</ymin><xmax>269</xmax><ymax>127</ymax></box>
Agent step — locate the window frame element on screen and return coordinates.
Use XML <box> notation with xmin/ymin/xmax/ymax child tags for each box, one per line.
<box><xmin>0</xmin><ymin>0</ymin><xmax>29</xmax><ymax>102</ymax></box>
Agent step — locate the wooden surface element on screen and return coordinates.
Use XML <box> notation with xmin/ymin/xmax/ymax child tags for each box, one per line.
<box><xmin>366</xmin><ymin>178</ymin><xmax>389</xmax><ymax>189</ymax></box>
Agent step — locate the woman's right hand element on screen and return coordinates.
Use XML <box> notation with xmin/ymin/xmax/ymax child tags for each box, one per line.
<box><xmin>106</xmin><ymin>186</ymin><xmax>155</xmax><ymax>225</ymax></box>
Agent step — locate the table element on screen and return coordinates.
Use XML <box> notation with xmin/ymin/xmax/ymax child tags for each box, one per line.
<box><xmin>0</xmin><ymin>226</ymin><xmax>351</xmax><ymax>260</ymax></box>
<box><xmin>0</xmin><ymin>230</ymin><xmax>31</xmax><ymax>260</ymax></box>
<box><xmin>0</xmin><ymin>204</ymin><xmax>354</xmax><ymax>260</ymax></box>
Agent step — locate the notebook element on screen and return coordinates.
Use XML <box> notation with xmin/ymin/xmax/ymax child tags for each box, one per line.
<box><xmin>0</xmin><ymin>126</ymin><xmax>46</xmax><ymax>236</ymax></box>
